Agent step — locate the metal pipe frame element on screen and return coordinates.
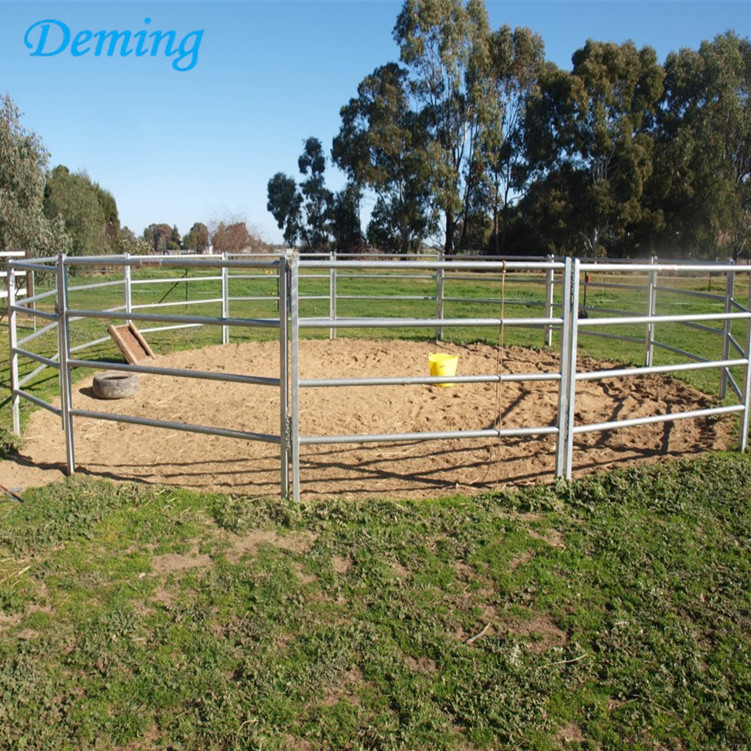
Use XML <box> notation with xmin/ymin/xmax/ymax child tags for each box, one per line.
<box><xmin>301</xmin><ymin>425</ymin><xmax>559</xmax><ymax>446</ymax></box>
<box><xmin>555</xmin><ymin>257</ymin><xmax>580</xmax><ymax>478</ymax></box>
<box><xmin>298</xmin><ymin>316</ymin><xmax>559</xmax><ymax>330</ymax></box>
<box><xmin>299</xmin><ymin>372</ymin><xmax>560</xmax><ymax>389</ymax></box>
<box><xmin>720</xmin><ymin>267</ymin><xmax>735</xmax><ymax>400</ymax></box>
<box><xmin>289</xmin><ymin>253</ymin><xmax>301</xmax><ymax>502</ymax></box>
<box><xmin>56</xmin><ymin>256</ymin><xmax>75</xmax><ymax>474</ymax></box>
<box><xmin>571</xmin><ymin>404</ymin><xmax>744</xmax><ymax>437</ymax></box>
<box><xmin>279</xmin><ymin>256</ymin><xmax>291</xmax><ymax>500</ymax></box>
<box><xmin>7</xmin><ymin>267</ymin><xmax>21</xmax><ymax>434</ymax></box>
<box><xmin>69</xmin><ymin>408</ymin><xmax>281</xmax><ymax>444</ymax></box>
<box><xmin>8</xmin><ymin>253</ymin><xmax>751</xmax><ymax>501</ymax></box>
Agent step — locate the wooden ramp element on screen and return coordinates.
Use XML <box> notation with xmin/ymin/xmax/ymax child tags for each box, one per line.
<box><xmin>108</xmin><ymin>323</ymin><xmax>155</xmax><ymax>364</ymax></box>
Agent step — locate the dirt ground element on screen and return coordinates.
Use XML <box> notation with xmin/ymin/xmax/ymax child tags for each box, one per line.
<box><xmin>1</xmin><ymin>339</ymin><xmax>735</xmax><ymax>500</ymax></box>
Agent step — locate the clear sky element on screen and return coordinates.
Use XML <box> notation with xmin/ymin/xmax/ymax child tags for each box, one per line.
<box><xmin>2</xmin><ymin>0</ymin><xmax>749</xmax><ymax>245</ymax></box>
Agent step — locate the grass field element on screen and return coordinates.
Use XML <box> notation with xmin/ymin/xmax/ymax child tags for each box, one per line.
<box><xmin>0</xmin><ymin>457</ymin><xmax>749</xmax><ymax>749</ymax></box>
<box><xmin>1</xmin><ymin>260</ymin><xmax>750</xmax><ymax>749</ymax></box>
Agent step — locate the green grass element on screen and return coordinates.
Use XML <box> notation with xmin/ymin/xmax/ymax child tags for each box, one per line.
<box><xmin>0</xmin><ymin>455</ymin><xmax>749</xmax><ymax>749</ymax></box>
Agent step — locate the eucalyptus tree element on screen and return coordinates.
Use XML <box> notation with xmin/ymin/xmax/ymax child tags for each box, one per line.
<box><xmin>333</xmin><ymin>62</ymin><xmax>435</xmax><ymax>254</ymax></box>
<box><xmin>267</xmin><ymin>172</ymin><xmax>303</xmax><ymax>247</ymax></box>
<box><xmin>655</xmin><ymin>32</ymin><xmax>751</xmax><ymax>258</ymax></box>
<box><xmin>297</xmin><ymin>137</ymin><xmax>334</xmax><ymax>251</ymax></box>
<box><xmin>483</xmin><ymin>24</ymin><xmax>545</xmax><ymax>254</ymax></box>
<box><xmin>525</xmin><ymin>40</ymin><xmax>664</xmax><ymax>256</ymax></box>
<box><xmin>329</xmin><ymin>181</ymin><xmax>364</xmax><ymax>253</ymax></box>
<box><xmin>0</xmin><ymin>94</ymin><xmax>69</xmax><ymax>256</ymax></box>
<box><xmin>393</xmin><ymin>0</ymin><xmax>492</xmax><ymax>253</ymax></box>
<box><xmin>267</xmin><ymin>138</ymin><xmax>334</xmax><ymax>252</ymax></box>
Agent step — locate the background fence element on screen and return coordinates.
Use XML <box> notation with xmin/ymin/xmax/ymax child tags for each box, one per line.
<box><xmin>7</xmin><ymin>252</ymin><xmax>751</xmax><ymax>501</ymax></box>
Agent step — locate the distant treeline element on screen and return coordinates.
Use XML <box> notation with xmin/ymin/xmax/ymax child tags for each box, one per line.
<box><xmin>267</xmin><ymin>0</ymin><xmax>750</xmax><ymax>259</ymax></box>
<box><xmin>0</xmin><ymin>97</ymin><xmax>264</xmax><ymax>259</ymax></box>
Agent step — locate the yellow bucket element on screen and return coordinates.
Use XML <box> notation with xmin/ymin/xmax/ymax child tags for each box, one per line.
<box><xmin>429</xmin><ymin>352</ymin><xmax>459</xmax><ymax>387</ymax></box>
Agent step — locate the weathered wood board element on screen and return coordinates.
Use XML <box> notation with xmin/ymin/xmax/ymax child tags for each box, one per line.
<box><xmin>108</xmin><ymin>323</ymin><xmax>155</xmax><ymax>364</ymax></box>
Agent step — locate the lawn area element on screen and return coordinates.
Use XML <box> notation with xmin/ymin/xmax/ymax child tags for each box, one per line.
<box><xmin>1</xmin><ymin>261</ymin><xmax>750</xmax><ymax>748</ymax></box>
<box><xmin>0</xmin><ymin>456</ymin><xmax>750</xmax><ymax>749</ymax></box>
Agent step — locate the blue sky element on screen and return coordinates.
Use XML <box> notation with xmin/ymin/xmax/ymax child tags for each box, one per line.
<box><xmin>2</xmin><ymin>0</ymin><xmax>750</xmax><ymax>245</ymax></box>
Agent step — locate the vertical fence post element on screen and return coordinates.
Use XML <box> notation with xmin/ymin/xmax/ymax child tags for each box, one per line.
<box><xmin>7</xmin><ymin>266</ymin><xmax>21</xmax><ymax>435</ymax></box>
<box><xmin>329</xmin><ymin>251</ymin><xmax>337</xmax><ymax>341</ymax></box>
<box><xmin>544</xmin><ymin>254</ymin><xmax>555</xmax><ymax>348</ymax></box>
<box><xmin>435</xmin><ymin>255</ymin><xmax>445</xmax><ymax>341</ymax></box>
<box><xmin>740</xmin><ymin>271</ymin><xmax>751</xmax><ymax>453</ymax></box>
<box><xmin>56</xmin><ymin>255</ymin><xmax>75</xmax><ymax>475</ymax></box>
<box><xmin>720</xmin><ymin>261</ymin><xmax>735</xmax><ymax>401</ymax></box>
<box><xmin>221</xmin><ymin>253</ymin><xmax>229</xmax><ymax>345</ymax></box>
<box><xmin>644</xmin><ymin>255</ymin><xmax>658</xmax><ymax>367</ymax></box>
<box><xmin>26</xmin><ymin>267</ymin><xmax>36</xmax><ymax>333</ymax></box>
<box><xmin>289</xmin><ymin>252</ymin><xmax>301</xmax><ymax>502</ymax></box>
<box><xmin>123</xmin><ymin>253</ymin><xmax>132</xmax><ymax>323</ymax></box>
<box><xmin>279</xmin><ymin>255</ymin><xmax>290</xmax><ymax>500</ymax></box>
<box><xmin>555</xmin><ymin>257</ymin><xmax>580</xmax><ymax>479</ymax></box>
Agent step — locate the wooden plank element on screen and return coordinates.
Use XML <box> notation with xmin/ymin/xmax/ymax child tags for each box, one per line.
<box><xmin>108</xmin><ymin>322</ymin><xmax>155</xmax><ymax>364</ymax></box>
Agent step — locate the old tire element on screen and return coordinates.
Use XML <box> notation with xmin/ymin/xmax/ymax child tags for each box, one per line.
<box><xmin>92</xmin><ymin>371</ymin><xmax>139</xmax><ymax>399</ymax></box>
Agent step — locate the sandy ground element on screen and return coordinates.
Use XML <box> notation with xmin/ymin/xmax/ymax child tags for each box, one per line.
<box><xmin>1</xmin><ymin>339</ymin><xmax>735</xmax><ymax>500</ymax></box>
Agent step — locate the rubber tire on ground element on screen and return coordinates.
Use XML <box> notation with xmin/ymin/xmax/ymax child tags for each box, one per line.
<box><xmin>92</xmin><ymin>371</ymin><xmax>140</xmax><ymax>399</ymax></box>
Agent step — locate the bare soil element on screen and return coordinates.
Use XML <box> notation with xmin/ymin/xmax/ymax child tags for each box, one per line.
<box><xmin>1</xmin><ymin>339</ymin><xmax>735</xmax><ymax>500</ymax></box>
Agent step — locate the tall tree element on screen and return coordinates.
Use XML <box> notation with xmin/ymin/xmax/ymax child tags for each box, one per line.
<box><xmin>394</xmin><ymin>0</ymin><xmax>492</xmax><ymax>253</ymax></box>
<box><xmin>654</xmin><ymin>32</ymin><xmax>751</xmax><ymax>258</ymax></box>
<box><xmin>267</xmin><ymin>172</ymin><xmax>303</xmax><ymax>247</ymax></box>
<box><xmin>266</xmin><ymin>137</ymin><xmax>334</xmax><ymax>252</ymax></box>
<box><xmin>525</xmin><ymin>40</ymin><xmax>664</xmax><ymax>256</ymax></box>
<box><xmin>330</xmin><ymin>182</ymin><xmax>364</xmax><ymax>253</ymax></box>
<box><xmin>0</xmin><ymin>94</ymin><xmax>69</xmax><ymax>256</ymax></box>
<box><xmin>43</xmin><ymin>166</ymin><xmax>110</xmax><ymax>256</ymax></box>
<box><xmin>333</xmin><ymin>62</ymin><xmax>435</xmax><ymax>254</ymax></box>
<box><xmin>483</xmin><ymin>25</ymin><xmax>545</xmax><ymax>254</ymax></box>
<box><xmin>143</xmin><ymin>223</ymin><xmax>175</xmax><ymax>254</ymax></box>
<box><xmin>297</xmin><ymin>137</ymin><xmax>333</xmax><ymax>251</ymax></box>
<box><xmin>183</xmin><ymin>222</ymin><xmax>210</xmax><ymax>252</ymax></box>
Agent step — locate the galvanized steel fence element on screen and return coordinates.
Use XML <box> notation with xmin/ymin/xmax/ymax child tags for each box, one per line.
<box><xmin>7</xmin><ymin>252</ymin><xmax>751</xmax><ymax>501</ymax></box>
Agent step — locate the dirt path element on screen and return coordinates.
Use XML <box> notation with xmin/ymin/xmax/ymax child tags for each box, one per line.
<box><xmin>1</xmin><ymin>339</ymin><xmax>734</xmax><ymax>499</ymax></box>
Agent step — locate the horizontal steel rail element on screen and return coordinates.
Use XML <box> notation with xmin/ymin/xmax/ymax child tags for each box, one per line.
<box><xmin>10</xmin><ymin>304</ymin><xmax>57</xmax><ymax>321</ymax></box>
<box><xmin>16</xmin><ymin>389</ymin><xmax>61</xmax><ymax>416</ymax></box>
<box><xmin>67</xmin><ymin>307</ymin><xmax>281</xmax><ymax>328</ymax></box>
<box><xmin>299</xmin><ymin>371</ymin><xmax>560</xmax><ymax>388</ymax></box>
<box><xmin>301</xmin><ymin>259</ymin><xmax>562</xmax><ymax>272</ymax></box>
<box><xmin>13</xmin><ymin>348</ymin><xmax>59</xmax><ymax>369</ymax></box>
<box><xmin>571</xmin><ymin>404</ymin><xmax>744</xmax><ymax>436</ymax></box>
<box><xmin>575</xmin><ymin>358</ymin><xmax>747</xmax><ymax>382</ymax></box>
<box><xmin>69</xmin><ymin>408</ymin><xmax>281</xmax><ymax>445</ymax></box>
<box><xmin>67</xmin><ymin>357</ymin><xmax>280</xmax><ymax>387</ymax></box>
<box><xmin>7</xmin><ymin>261</ymin><xmax>58</xmax><ymax>273</ymax></box>
<box><xmin>62</xmin><ymin>254</ymin><xmax>283</xmax><ymax>270</ymax></box>
<box><xmin>298</xmin><ymin>316</ymin><xmax>558</xmax><ymax>329</ymax></box>
<box><xmin>129</xmin><ymin>297</ymin><xmax>223</xmax><ymax>311</ymax></box>
<box><xmin>14</xmin><ymin>289</ymin><xmax>58</xmax><ymax>307</ymax></box>
<box><xmin>300</xmin><ymin>424</ymin><xmax>559</xmax><ymax>446</ymax></box>
<box><xmin>578</xmin><ymin>311</ymin><xmax>750</xmax><ymax>326</ymax></box>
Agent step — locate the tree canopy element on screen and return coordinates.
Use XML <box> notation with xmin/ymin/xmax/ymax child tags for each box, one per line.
<box><xmin>268</xmin><ymin>0</ymin><xmax>749</xmax><ymax>259</ymax></box>
<box><xmin>43</xmin><ymin>166</ymin><xmax>120</xmax><ymax>256</ymax></box>
<box><xmin>0</xmin><ymin>94</ymin><xmax>69</xmax><ymax>256</ymax></box>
